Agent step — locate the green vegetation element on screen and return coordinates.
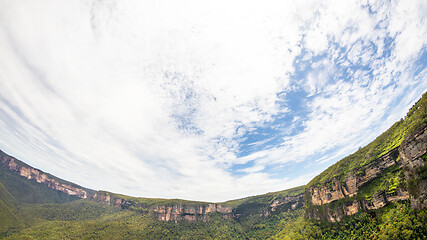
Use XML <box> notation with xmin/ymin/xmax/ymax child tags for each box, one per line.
<box><xmin>106</xmin><ymin>191</ymin><xmax>213</xmax><ymax>207</ymax></box>
<box><xmin>5</xmin><ymin>211</ymin><xmax>248</xmax><ymax>240</ymax></box>
<box><xmin>221</xmin><ymin>186</ymin><xmax>305</xmax><ymax>239</ymax></box>
<box><xmin>0</xmin><ymin>182</ymin><xmax>23</xmax><ymax>238</ymax></box>
<box><xmin>0</xmin><ymin>93</ymin><xmax>426</xmax><ymax>239</ymax></box>
<box><xmin>238</xmin><ymin>207</ymin><xmax>303</xmax><ymax>240</ymax></box>
<box><xmin>356</xmin><ymin>164</ymin><xmax>406</xmax><ymax>201</ymax></box>
<box><xmin>0</xmin><ymin>171</ymin><xmax>306</xmax><ymax>239</ymax></box>
<box><xmin>222</xmin><ymin>186</ymin><xmax>305</xmax><ymax>208</ymax></box>
<box><xmin>271</xmin><ymin>201</ymin><xmax>427</xmax><ymax>240</ymax></box>
<box><xmin>0</xmin><ymin>164</ymin><xmax>80</xmax><ymax>204</ymax></box>
<box><xmin>407</xmin><ymin>152</ymin><xmax>427</xmax><ymax>197</ymax></box>
<box><xmin>309</xmin><ymin>92</ymin><xmax>427</xmax><ymax>187</ymax></box>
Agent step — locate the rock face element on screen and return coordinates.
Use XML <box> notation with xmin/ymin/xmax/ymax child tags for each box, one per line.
<box><xmin>309</xmin><ymin>148</ymin><xmax>400</xmax><ymax>206</ymax></box>
<box><xmin>152</xmin><ymin>204</ymin><xmax>232</xmax><ymax>222</ymax></box>
<box><xmin>91</xmin><ymin>192</ymin><xmax>233</xmax><ymax>222</ymax></box>
<box><xmin>399</xmin><ymin>126</ymin><xmax>427</xmax><ymax>209</ymax></box>
<box><xmin>0</xmin><ymin>151</ymin><xmax>88</xmax><ymax>199</ymax></box>
<box><xmin>0</xmin><ymin>150</ymin><xmax>234</xmax><ymax>222</ymax></box>
<box><xmin>2</xmin><ymin>125</ymin><xmax>423</xmax><ymax>223</ymax></box>
<box><xmin>306</xmin><ymin>125</ymin><xmax>426</xmax><ymax>222</ymax></box>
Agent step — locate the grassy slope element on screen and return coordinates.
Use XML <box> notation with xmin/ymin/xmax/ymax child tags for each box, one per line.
<box><xmin>308</xmin><ymin>92</ymin><xmax>427</xmax><ymax>187</ymax></box>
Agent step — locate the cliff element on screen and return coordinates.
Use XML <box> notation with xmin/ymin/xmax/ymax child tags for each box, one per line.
<box><xmin>399</xmin><ymin>125</ymin><xmax>427</xmax><ymax>209</ymax></box>
<box><xmin>91</xmin><ymin>191</ymin><xmax>233</xmax><ymax>222</ymax></box>
<box><xmin>0</xmin><ymin>150</ymin><xmax>89</xmax><ymax>199</ymax></box>
<box><xmin>309</xmin><ymin>147</ymin><xmax>401</xmax><ymax>206</ymax></box>
<box><xmin>0</xmin><ymin>123</ymin><xmax>423</xmax><ymax>223</ymax></box>
<box><xmin>89</xmin><ymin>187</ymin><xmax>307</xmax><ymax>222</ymax></box>
<box><xmin>1</xmin><ymin>94</ymin><xmax>425</xmax><ymax>224</ymax></box>
<box><xmin>306</xmin><ymin>125</ymin><xmax>426</xmax><ymax>222</ymax></box>
<box><xmin>0</xmin><ymin>152</ymin><xmax>236</xmax><ymax>222</ymax></box>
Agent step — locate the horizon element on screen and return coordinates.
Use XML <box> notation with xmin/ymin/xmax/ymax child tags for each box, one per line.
<box><xmin>0</xmin><ymin>0</ymin><xmax>426</xmax><ymax>202</ymax></box>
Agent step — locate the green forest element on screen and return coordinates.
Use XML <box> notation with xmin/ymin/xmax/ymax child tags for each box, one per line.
<box><xmin>0</xmin><ymin>93</ymin><xmax>426</xmax><ymax>239</ymax></box>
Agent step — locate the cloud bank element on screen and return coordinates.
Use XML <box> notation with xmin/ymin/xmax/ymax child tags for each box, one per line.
<box><xmin>0</xmin><ymin>0</ymin><xmax>425</xmax><ymax>201</ymax></box>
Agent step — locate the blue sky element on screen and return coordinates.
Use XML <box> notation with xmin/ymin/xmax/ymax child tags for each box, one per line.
<box><xmin>0</xmin><ymin>0</ymin><xmax>426</xmax><ymax>202</ymax></box>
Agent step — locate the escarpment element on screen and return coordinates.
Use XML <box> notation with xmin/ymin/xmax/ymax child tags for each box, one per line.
<box><xmin>306</xmin><ymin>125</ymin><xmax>426</xmax><ymax>222</ymax></box>
<box><xmin>399</xmin><ymin>125</ymin><xmax>427</xmax><ymax>209</ymax></box>
<box><xmin>91</xmin><ymin>192</ymin><xmax>233</xmax><ymax>222</ymax></box>
<box><xmin>0</xmin><ymin>150</ymin><xmax>234</xmax><ymax>222</ymax></box>
<box><xmin>0</xmin><ymin>150</ymin><xmax>89</xmax><ymax>199</ymax></box>
<box><xmin>309</xmin><ymin>147</ymin><xmax>400</xmax><ymax>206</ymax></box>
<box><xmin>1</xmin><ymin>94</ymin><xmax>425</xmax><ymax>225</ymax></box>
<box><xmin>152</xmin><ymin>204</ymin><xmax>232</xmax><ymax>221</ymax></box>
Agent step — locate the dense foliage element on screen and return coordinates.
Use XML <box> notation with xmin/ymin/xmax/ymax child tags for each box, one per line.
<box><xmin>5</xmin><ymin>211</ymin><xmax>248</xmax><ymax>240</ymax></box>
<box><xmin>0</xmin><ymin>176</ymin><xmax>305</xmax><ymax>239</ymax></box>
<box><xmin>270</xmin><ymin>202</ymin><xmax>427</xmax><ymax>240</ymax></box>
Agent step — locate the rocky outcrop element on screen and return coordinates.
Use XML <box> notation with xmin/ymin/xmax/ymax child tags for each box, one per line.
<box><xmin>309</xmin><ymin>147</ymin><xmax>400</xmax><ymax>206</ymax></box>
<box><xmin>0</xmin><ymin>151</ymin><xmax>88</xmax><ymax>199</ymax></box>
<box><xmin>306</xmin><ymin>200</ymin><xmax>361</xmax><ymax>223</ymax></box>
<box><xmin>91</xmin><ymin>192</ymin><xmax>124</xmax><ymax>207</ymax></box>
<box><xmin>307</xmin><ymin>125</ymin><xmax>426</xmax><ymax>222</ymax></box>
<box><xmin>152</xmin><ymin>204</ymin><xmax>232</xmax><ymax>222</ymax></box>
<box><xmin>261</xmin><ymin>194</ymin><xmax>304</xmax><ymax>217</ymax></box>
<box><xmin>307</xmin><ymin>188</ymin><xmax>410</xmax><ymax>222</ymax></box>
<box><xmin>91</xmin><ymin>192</ymin><xmax>233</xmax><ymax>222</ymax></box>
<box><xmin>399</xmin><ymin>126</ymin><xmax>427</xmax><ymax>209</ymax></box>
<box><xmin>0</xmin><ymin>151</ymin><xmax>234</xmax><ymax>222</ymax></box>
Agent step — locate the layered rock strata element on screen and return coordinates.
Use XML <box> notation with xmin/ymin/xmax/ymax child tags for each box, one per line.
<box><xmin>399</xmin><ymin>126</ymin><xmax>427</xmax><ymax>209</ymax></box>
<box><xmin>309</xmin><ymin>147</ymin><xmax>400</xmax><ymax>206</ymax></box>
<box><xmin>0</xmin><ymin>151</ymin><xmax>88</xmax><ymax>199</ymax></box>
<box><xmin>306</xmin><ymin>188</ymin><xmax>410</xmax><ymax>222</ymax></box>
<box><xmin>307</xmin><ymin>125</ymin><xmax>426</xmax><ymax>222</ymax></box>
<box><xmin>0</xmin><ymin>151</ymin><xmax>234</xmax><ymax>222</ymax></box>
<box><xmin>91</xmin><ymin>192</ymin><xmax>233</xmax><ymax>222</ymax></box>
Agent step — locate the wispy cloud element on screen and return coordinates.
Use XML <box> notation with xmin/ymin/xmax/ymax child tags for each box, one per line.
<box><xmin>0</xmin><ymin>0</ymin><xmax>425</xmax><ymax>202</ymax></box>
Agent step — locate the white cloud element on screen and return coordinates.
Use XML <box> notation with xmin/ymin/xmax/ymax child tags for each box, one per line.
<box><xmin>0</xmin><ymin>0</ymin><xmax>425</xmax><ymax>202</ymax></box>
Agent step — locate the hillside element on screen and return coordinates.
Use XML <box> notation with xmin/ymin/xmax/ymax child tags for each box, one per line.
<box><xmin>0</xmin><ymin>149</ymin><xmax>306</xmax><ymax>239</ymax></box>
<box><xmin>303</xmin><ymin>93</ymin><xmax>427</xmax><ymax>223</ymax></box>
<box><xmin>0</xmin><ymin>93</ymin><xmax>425</xmax><ymax>239</ymax></box>
<box><xmin>308</xmin><ymin>92</ymin><xmax>427</xmax><ymax>187</ymax></box>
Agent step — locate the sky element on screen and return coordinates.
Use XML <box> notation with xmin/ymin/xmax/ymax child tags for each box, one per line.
<box><xmin>0</xmin><ymin>0</ymin><xmax>426</xmax><ymax>202</ymax></box>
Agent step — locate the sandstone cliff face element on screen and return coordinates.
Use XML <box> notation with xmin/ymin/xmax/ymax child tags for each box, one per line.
<box><xmin>306</xmin><ymin>125</ymin><xmax>426</xmax><ymax>222</ymax></box>
<box><xmin>152</xmin><ymin>203</ymin><xmax>232</xmax><ymax>222</ymax></box>
<box><xmin>399</xmin><ymin>126</ymin><xmax>427</xmax><ymax>209</ymax></box>
<box><xmin>91</xmin><ymin>192</ymin><xmax>233</xmax><ymax>222</ymax></box>
<box><xmin>306</xmin><ymin>188</ymin><xmax>410</xmax><ymax>222</ymax></box>
<box><xmin>309</xmin><ymin>148</ymin><xmax>400</xmax><ymax>206</ymax></box>
<box><xmin>0</xmin><ymin>152</ymin><xmax>88</xmax><ymax>199</ymax></box>
<box><xmin>0</xmin><ymin>151</ymin><xmax>235</xmax><ymax>222</ymax></box>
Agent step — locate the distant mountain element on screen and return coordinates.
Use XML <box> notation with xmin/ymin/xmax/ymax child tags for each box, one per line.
<box><xmin>0</xmin><ymin>92</ymin><xmax>425</xmax><ymax>239</ymax></box>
